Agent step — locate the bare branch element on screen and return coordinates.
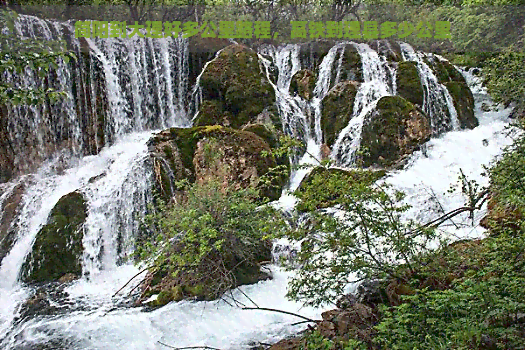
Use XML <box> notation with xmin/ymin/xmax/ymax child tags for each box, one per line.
<box><xmin>158</xmin><ymin>341</ymin><xmax>221</xmax><ymax>350</ymax></box>
<box><xmin>242</xmin><ymin>307</ymin><xmax>317</xmax><ymax>323</ymax></box>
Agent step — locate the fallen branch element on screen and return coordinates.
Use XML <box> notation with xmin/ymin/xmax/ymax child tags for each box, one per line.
<box><xmin>157</xmin><ymin>341</ymin><xmax>221</xmax><ymax>350</ymax></box>
<box><xmin>112</xmin><ymin>265</ymin><xmax>154</xmax><ymax>298</ymax></box>
<box><xmin>242</xmin><ymin>307</ymin><xmax>317</xmax><ymax>323</ymax></box>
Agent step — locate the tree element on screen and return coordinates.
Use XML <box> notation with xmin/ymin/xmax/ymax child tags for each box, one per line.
<box><xmin>0</xmin><ymin>9</ymin><xmax>75</xmax><ymax>105</ymax></box>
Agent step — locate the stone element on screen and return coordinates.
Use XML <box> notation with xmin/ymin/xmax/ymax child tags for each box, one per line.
<box><xmin>20</xmin><ymin>191</ymin><xmax>87</xmax><ymax>284</ymax></box>
<box><xmin>320</xmin><ymin>81</ymin><xmax>360</xmax><ymax>147</ymax></box>
<box><xmin>195</xmin><ymin>44</ymin><xmax>276</xmax><ymax>129</ymax></box>
<box><xmin>358</xmin><ymin>96</ymin><xmax>431</xmax><ymax>168</ymax></box>
<box><xmin>396</xmin><ymin>61</ymin><xmax>424</xmax><ymax>106</ymax></box>
<box><xmin>289</xmin><ymin>69</ymin><xmax>316</xmax><ymax>100</ymax></box>
<box><xmin>148</xmin><ymin>126</ymin><xmax>289</xmax><ymax>201</ymax></box>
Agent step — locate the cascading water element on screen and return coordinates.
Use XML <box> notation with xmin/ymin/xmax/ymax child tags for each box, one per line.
<box><xmin>331</xmin><ymin>43</ymin><xmax>396</xmax><ymax>167</ymax></box>
<box><xmin>0</xmin><ymin>11</ymin><xmax>518</xmax><ymax>349</ymax></box>
<box><xmin>399</xmin><ymin>42</ymin><xmax>460</xmax><ymax>133</ymax></box>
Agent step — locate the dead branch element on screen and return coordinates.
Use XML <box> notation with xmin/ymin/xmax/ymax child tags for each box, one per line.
<box><xmin>242</xmin><ymin>307</ymin><xmax>317</xmax><ymax>323</ymax></box>
<box><xmin>112</xmin><ymin>265</ymin><xmax>155</xmax><ymax>298</ymax></box>
<box><xmin>157</xmin><ymin>341</ymin><xmax>221</xmax><ymax>350</ymax></box>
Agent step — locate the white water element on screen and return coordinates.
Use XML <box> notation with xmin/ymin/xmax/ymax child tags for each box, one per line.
<box><xmin>332</xmin><ymin>43</ymin><xmax>396</xmax><ymax>167</ymax></box>
<box><xmin>399</xmin><ymin>43</ymin><xmax>460</xmax><ymax>133</ymax></box>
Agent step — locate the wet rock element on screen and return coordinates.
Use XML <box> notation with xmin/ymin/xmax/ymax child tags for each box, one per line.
<box><xmin>358</xmin><ymin>96</ymin><xmax>431</xmax><ymax>168</ymax></box>
<box><xmin>372</xmin><ymin>40</ymin><xmax>403</xmax><ymax>62</ymax></box>
<box><xmin>195</xmin><ymin>44</ymin><xmax>276</xmax><ymax>129</ymax></box>
<box><xmin>0</xmin><ymin>182</ymin><xmax>25</xmax><ymax>265</ymax></box>
<box><xmin>320</xmin><ymin>81</ymin><xmax>360</xmax><ymax>147</ymax></box>
<box><xmin>444</xmin><ymin>81</ymin><xmax>478</xmax><ymax>129</ymax></box>
<box><xmin>427</xmin><ymin>57</ymin><xmax>477</xmax><ymax>129</ymax></box>
<box><xmin>148</xmin><ymin>126</ymin><xmax>289</xmax><ymax>201</ymax></box>
<box><xmin>289</xmin><ymin>69</ymin><xmax>316</xmax><ymax>100</ymax></box>
<box><xmin>396</xmin><ymin>61</ymin><xmax>424</xmax><ymax>106</ymax></box>
<box><xmin>20</xmin><ymin>191</ymin><xmax>87</xmax><ymax>284</ymax></box>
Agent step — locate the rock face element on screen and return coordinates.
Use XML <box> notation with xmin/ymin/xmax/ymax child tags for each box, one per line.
<box><xmin>21</xmin><ymin>191</ymin><xmax>87</xmax><ymax>284</ymax></box>
<box><xmin>289</xmin><ymin>69</ymin><xmax>316</xmax><ymax>100</ymax></box>
<box><xmin>359</xmin><ymin>96</ymin><xmax>431</xmax><ymax>168</ymax></box>
<box><xmin>320</xmin><ymin>81</ymin><xmax>360</xmax><ymax>147</ymax></box>
<box><xmin>0</xmin><ymin>182</ymin><xmax>25</xmax><ymax>265</ymax></box>
<box><xmin>148</xmin><ymin>126</ymin><xmax>289</xmax><ymax>201</ymax></box>
<box><xmin>429</xmin><ymin>57</ymin><xmax>478</xmax><ymax>129</ymax></box>
<box><xmin>195</xmin><ymin>44</ymin><xmax>277</xmax><ymax>129</ymax></box>
<box><xmin>396</xmin><ymin>61</ymin><xmax>423</xmax><ymax>106</ymax></box>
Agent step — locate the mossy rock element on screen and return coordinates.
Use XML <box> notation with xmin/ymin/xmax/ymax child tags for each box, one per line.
<box><xmin>321</xmin><ymin>81</ymin><xmax>360</xmax><ymax>147</ymax></box>
<box><xmin>299</xmin><ymin>41</ymin><xmax>334</xmax><ymax>72</ymax></box>
<box><xmin>429</xmin><ymin>57</ymin><xmax>465</xmax><ymax>85</ymax></box>
<box><xmin>373</xmin><ymin>40</ymin><xmax>403</xmax><ymax>62</ymax></box>
<box><xmin>358</xmin><ymin>96</ymin><xmax>431</xmax><ymax>168</ymax></box>
<box><xmin>148</xmin><ymin>126</ymin><xmax>289</xmax><ymax>201</ymax></box>
<box><xmin>289</xmin><ymin>69</ymin><xmax>317</xmax><ymax>100</ymax></box>
<box><xmin>21</xmin><ymin>191</ymin><xmax>87</xmax><ymax>284</ymax></box>
<box><xmin>295</xmin><ymin>167</ymin><xmax>386</xmax><ymax>212</ymax></box>
<box><xmin>195</xmin><ymin>44</ymin><xmax>275</xmax><ymax>129</ymax></box>
<box><xmin>444</xmin><ymin>81</ymin><xmax>478</xmax><ymax>129</ymax></box>
<box><xmin>141</xmin><ymin>240</ymin><xmax>272</xmax><ymax>307</ymax></box>
<box><xmin>396</xmin><ymin>61</ymin><xmax>423</xmax><ymax>106</ymax></box>
<box><xmin>339</xmin><ymin>44</ymin><xmax>363</xmax><ymax>83</ymax></box>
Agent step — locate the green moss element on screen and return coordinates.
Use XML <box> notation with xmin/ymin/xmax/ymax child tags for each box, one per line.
<box><xmin>295</xmin><ymin>167</ymin><xmax>386</xmax><ymax>212</ymax></box>
<box><xmin>321</xmin><ymin>81</ymin><xmax>359</xmax><ymax>147</ymax></box>
<box><xmin>340</xmin><ymin>44</ymin><xmax>363</xmax><ymax>82</ymax></box>
<box><xmin>21</xmin><ymin>191</ymin><xmax>87</xmax><ymax>283</ymax></box>
<box><xmin>358</xmin><ymin>96</ymin><xmax>431</xmax><ymax>168</ymax></box>
<box><xmin>197</xmin><ymin>44</ymin><xmax>275</xmax><ymax>129</ymax></box>
<box><xmin>289</xmin><ymin>69</ymin><xmax>317</xmax><ymax>100</ymax></box>
<box><xmin>444</xmin><ymin>81</ymin><xmax>478</xmax><ymax>129</ymax></box>
<box><xmin>396</xmin><ymin>61</ymin><xmax>424</xmax><ymax>106</ymax></box>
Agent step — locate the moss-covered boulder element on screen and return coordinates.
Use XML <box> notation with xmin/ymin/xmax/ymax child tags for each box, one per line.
<box><xmin>148</xmin><ymin>126</ymin><xmax>289</xmax><ymax>201</ymax></box>
<box><xmin>195</xmin><ymin>44</ymin><xmax>276</xmax><ymax>129</ymax></box>
<box><xmin>427</xmin><ymin>57</ymin><xmax>478</xmax><ymax>129</ymax></box>
<box><xmin>21</xmin><ymin>191</ymin><xmax>87</xmax><ymax>284</ymax></box>
<box><xmin>321</xmin><ymin>81</ymin><xmax>360</xmax><ymax>147</ymax></box>
<box><xmin>140</xmin><ymin>238</ymin><xmax>272</xmax><ymax>307</ymax></box>
<box><xmin>444</xmin><ymin>81</ymin><xmax>478</xmax><ymax>129</ymax></box>
<box><xmin>289</xmin><ymin>69</ymin><xmax>317</xmax><ymax>100</ymax></box>
<box><xmin>339</xmin><ymin>44</ymin><xmax>363</xmax><ymax>83</ymax></box>
<box><xmin>358</xmin><ymin>96</ymin><xmax>431</xmax><ymax>168</ymax></box>
<box><xmin>295</xmin><ymin>167</ymin><xmax>386</xmax><ymax>212</ymax></box>
<box><xmin>396</xmin><ymin>61</ymin><xmax>423</xmax><ymax>106</ymax></box>
<box><xmin>373</xmin><ymin>40</ymin><xmax>403</xmax><ymax>62</ymax></box>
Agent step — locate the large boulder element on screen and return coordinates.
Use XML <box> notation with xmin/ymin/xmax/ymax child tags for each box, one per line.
<box><xmin>289</xmin><ymin>69</ymin><xmax>316</xmax><ymax>100</ymax></box>
<box><xmin>396</xmin><ymin>61</ymin><xmax>423</xmax><ymax>106</ymax></box>
<box><xmin>21</xmin><ymin>191</ymin><xmax>87</xmax><ymax>284</ymax></box>
<box><xmin>428</xmin><ymin>57</ymin><xmax>478</xmax><ymax>129</ymax></box>
<box><xmin>320</xmin><ymin>81</ymin><xmax>360</xmax><ymax>147</ymax></box>
<box><xmin>358</xmin><ymin>96</ymin><xmax>431</xmax><ymax>168</ymax></box>
<box><xmin>195</xmin><ymin>44</ymin><xmax>276</xmax><ymax>129</ymax></box>
<box><xmin>148</xmin><ymin>126</ymin><xmax>289</xmax><ymax>201</ymax></box>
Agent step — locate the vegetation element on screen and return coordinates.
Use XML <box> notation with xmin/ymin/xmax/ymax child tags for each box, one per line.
<box><xmin>137</xmin><ymin>138</ymin><xmax>284</xmax><ymax>303</ymax></box>
<box><xmin>0</xmin><ymin>10</ymin><xmax>75</xmax><ymax>106</ymax></box>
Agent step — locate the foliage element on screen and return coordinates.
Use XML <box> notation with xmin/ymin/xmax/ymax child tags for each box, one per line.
<box><xmin>0</xmin><ymin>9</ymin><xmax>75</xmax><ymax>105</ymax></box>
<box><xmin>273</xmin><ymin>169</ymin><xmax>438</xmax><ymax>306</ymax></box>
<box><xmin>485</xmin><ymin>50</ymin><xmax>525</xmax><ymax>114</ymax></box>
<box><xmin>375</xmin><ymin>231</ymin><xmax>525</xmax><ymax>349</ymax></box>
<box><xmin>137</xmin><ymin>138</ymin><xmax>284</xmax><ymax>300</ymax></box>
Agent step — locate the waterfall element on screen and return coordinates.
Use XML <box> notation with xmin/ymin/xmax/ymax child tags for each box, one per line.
<box><xmin>331</xmin><ymin>43</ymin><xmax>396</xmax><ymax>167</ymax></box>
<box><xmin>399</xmin><ymin>42</ymin><xmax>460</xmax><ymax>133</ymax></box>
<box><xmin>0</xmin><ymin>11</ymin><xmax>518</xmax><ymax>348</ymax></box>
